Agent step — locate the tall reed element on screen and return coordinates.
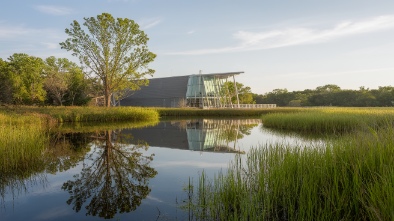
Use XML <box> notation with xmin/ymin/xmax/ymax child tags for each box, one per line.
<box><xmin>187</xmin><ymin>108</ymin><xmax>394</xmax><ymax>220</ymax></box>
<box><xmin>0</xmin><ymin>113</ymin><xmax>48</xmax><ymax>172</ymax></box>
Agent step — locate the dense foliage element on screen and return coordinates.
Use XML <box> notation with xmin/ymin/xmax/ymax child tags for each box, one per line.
<box><xmin>0</xmin><ymin>54</ymin><xmax>92</xmax><ymax>106</ymax></box>
<box><xmin>222</xmin><ymin>81</ymin><xmax>255</xmax><ymax>104</ymax></box>
<box><xmin>255</xmin><ymin>84</ymin><xmax>394</xmax><ymax>107</ymax></box>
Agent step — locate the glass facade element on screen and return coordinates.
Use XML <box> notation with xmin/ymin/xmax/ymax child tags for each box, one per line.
<box><xmin>186</xmin><ymin>74</ymin><xmax>235</xmax><ymax>108</ymax></box>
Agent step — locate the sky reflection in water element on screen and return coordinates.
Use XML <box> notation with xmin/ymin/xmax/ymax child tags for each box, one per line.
<box><xmin>0</xmin><ymin>118</ymin><xmax>322</xmax><ymax>221</ymax></box>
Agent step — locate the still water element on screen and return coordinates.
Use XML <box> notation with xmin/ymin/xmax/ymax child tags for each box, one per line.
<box><xmin>1</xmin><ymin>118</ymin><xmax>319</xmax><ymax>221</ymax></box>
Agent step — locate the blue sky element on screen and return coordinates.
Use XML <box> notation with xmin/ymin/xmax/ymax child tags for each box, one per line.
<box><xmin>1</xmin><ymin>0</ymin><xmax>394</xmax><ymax>94</ymax></box>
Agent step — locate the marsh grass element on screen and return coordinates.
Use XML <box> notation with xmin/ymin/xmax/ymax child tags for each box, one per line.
<box><xmin>262</xmin><ymin>107</ymin><xmax>394</xmax><ymax>134</ymax></box>
<box><xmin>188</xmin><ymin>126</ymin><xmax>394</xmax><ymax>220</ymax></box>
<box><xmin>1</xmin><ymin>106</ymin><xmax>159</xmax><ymax>123</ymax></box>
<box><xmin>0</xmin><ymin>105</ymin><xmax>160</xmax><ymax>173</ymax></box>
<box><xmin>0</xmin><ymin>105</ymin><xmax>160</xmax><ymax>174</ymax></box>
<box><xmin>0</xmin><ymin>108</ymin><xmax>161</xmax><ymax>205</ymax></box>
<box><xmin>0</xmin><ymin>113</ymin><xmax>48</xmax><ymax>172</ymax></box>
<box><xmin>187</xmin><ymin>108</ymin><xmax>394</xmax><ymax>220</ymax></box>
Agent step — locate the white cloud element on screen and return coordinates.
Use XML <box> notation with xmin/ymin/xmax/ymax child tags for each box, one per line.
<box><xmin>139</xmin><ymin>17</ymin><xmax>162</xmax><ymax>30</ymax></box>
<box><xmin>0</xmin><ymin>23</ymin><xmax>29</xmax><ymax>38</ymax></box>
<box><xmin>34</xmin><ymin>5</ymin><xmax>73</xmax><ymax>16</ymax></box>
<box><xmin>0</xmin><ymin>22</ymin><xmax>69</xmax><ymax>59</ymax></box>
<box><xmin>187</xmin><ymin>30</ymin><xmax>195</xmax><ymax>35</ymax></box>
<box><xmin>168</xmin><ymin>15</ymin><xmax>394</xmax><ymax>55</ymax></box>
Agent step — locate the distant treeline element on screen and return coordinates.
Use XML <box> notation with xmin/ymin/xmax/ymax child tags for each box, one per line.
<box><xmin>254</xmin><ymin>84</ymin><xmax>394</xmax><ymax>107</ymax></box>
<box><xmin>0</xmin><ymin>53</ymin><xmax>95</xmax><ymax>106</ymax></box>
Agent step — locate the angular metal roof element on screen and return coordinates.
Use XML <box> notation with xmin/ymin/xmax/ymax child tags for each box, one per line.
<box><xmin>189</xmin><ymin>71</ymin><xmax>244</xmax><ymax>79</ymax></box>
<box><xmin>152</xmin><ymin>71</ymin><xmax>244</xmax><ymax>80</ymax></box>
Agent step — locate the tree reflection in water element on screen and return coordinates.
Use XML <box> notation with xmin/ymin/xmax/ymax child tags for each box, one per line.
<box><xmin>62</xmin><ymin>130</ymin><xmax>157</xmax><ymax>219</ymax></box>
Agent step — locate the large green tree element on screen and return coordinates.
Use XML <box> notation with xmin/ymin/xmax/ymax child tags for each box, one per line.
<box><xmin>7</xmin><ymin>53</ymin><xmax>46</xmax><ymax>104</ymax></box>
<box><xmin>60</xmin><ymin>13</ymin><xmax>156</xmax><ymax>107</ymax></box>
<box><xmin>0</xmin><ymin>59</ymin><xmax>13</xmax><ymax>104</ymax></box>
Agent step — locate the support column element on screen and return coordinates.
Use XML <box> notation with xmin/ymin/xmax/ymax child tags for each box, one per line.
<box><xmin>232</xmin><ymin>75</ymin><xmax>240</xmax><ymax>108</ymax></box>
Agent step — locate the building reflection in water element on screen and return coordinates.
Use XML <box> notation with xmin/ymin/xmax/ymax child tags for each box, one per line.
<box><xmin>122</xmin><ymin>119</ymin><xmax>260</xmax><ymax>153</ymax></box>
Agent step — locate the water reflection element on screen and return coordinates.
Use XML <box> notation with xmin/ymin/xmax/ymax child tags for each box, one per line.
<box><xmin>122</xmin><ymin>119</ymin><xmax>260</xmax><ymax>153</ymax></box>
<box><xmin>62</xmin><ymin>130</ymin><xmax>157</xmax><ymax>219</ymax></box>
<box><xmin>1</xmin><ymin>118</ymin><xmax>269</xmax><ymax>220</ymax></box>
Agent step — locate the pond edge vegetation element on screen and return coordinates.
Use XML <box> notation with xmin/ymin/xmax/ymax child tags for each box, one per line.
<box><xmin>183</xmin><ymin>107</ymin><xmax>394</xmax><ymax>220</ymax></box>
<box><xmin>2</xmin><ymin>106</ymin><xmax>394</xmax><ymax>220</ymax></box>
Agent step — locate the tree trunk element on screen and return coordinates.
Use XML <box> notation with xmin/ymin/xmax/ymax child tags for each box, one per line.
<box><xmin>105</xmin><ymin>91</ymin><xmax>111</xmax><ymax>107</ymax></box>
<box><xmin>104</xmin><ymin>77</ymin><xmax>111</xmax><ymax>107</ymax></box>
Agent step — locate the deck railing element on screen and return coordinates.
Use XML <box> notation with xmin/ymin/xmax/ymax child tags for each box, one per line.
<box><xmin>224</xmin><ymin>104</ymin><xmax>277</xmax><ymax>109</ymax></box>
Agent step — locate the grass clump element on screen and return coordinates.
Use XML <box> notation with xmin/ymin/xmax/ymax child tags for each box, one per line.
<box><xmin>187</xmin><ymin>127</ymin><xmax>394</xmax><ymax>220</ymax></box>
<box><xmin>0</xmin><ymin>112</ymin><xmax>49</xmax><ymax>172</ymax></box>
<box><xmin>186</xmin><ymin>107</ymin><xmax>394</xmax><ymax>220</ymax></box>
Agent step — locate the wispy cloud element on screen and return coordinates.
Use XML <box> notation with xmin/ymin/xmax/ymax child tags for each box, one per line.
<box><xmin>187</xmin><ymin>30</ymin><xmax>196</xmax><ymax>35</ymax></box>
<box><xmin>168</xmin><ymin>15</ymin><xmax>394</xmax><ymax>55</ymax></box>
<box><xmin>0</xmin><ymin>22</ymin><xmax>29</xmax><ymax>38</ymax></box>
<box><xmin>41</xmin><ymin>42</ymin><xmax>59</xmax><ymax>49</ymax></box>
<box><xmin>34</xmin><ymin>5</ymin><xmax>73</xmax><ymax>16</ymax></box>
<box><xmin>0</xmin><ymin>22</ymin><xmax>68</xmax><ymax>59</ymax></box>
<box><xmin>139</xmin><ymin>17</ymin><xmax>162</xmax><ymax>30</ymax></box>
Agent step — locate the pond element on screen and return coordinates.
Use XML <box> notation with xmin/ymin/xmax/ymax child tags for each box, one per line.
<box><xmin>1</xmin><ymin>118</ymin><xmax>321</xmax><ymax>221</ymax></box>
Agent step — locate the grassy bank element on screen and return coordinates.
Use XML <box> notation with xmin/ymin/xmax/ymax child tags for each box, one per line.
<box><xmin>0</xmin><ymin>106</ymin><xmax>160</xmax><ymax>180</ymax></box>
<box><xmin>1</xmin><ymin>106</ymin><xmax>159</xmax><ymax>123</ymax></box>
<box><xmin>262</xmin><ymin>107</ymin><xmax>394</xmax><ymax>134</ymax></box>
<box><xmin>186</xmin><ymin>107</ymin><xmax>394</xmax><ymax>220</ymax></box>
<box><xmin>0</xmin><ymin>107</ymin><xmax>160</xmax><ymax>201</ymax></box>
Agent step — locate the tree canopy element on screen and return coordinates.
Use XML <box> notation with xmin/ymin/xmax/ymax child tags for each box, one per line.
<box><xmin>60</xmin><ymin>13</ymin><xmax>156</xmax><ymax>107</ymax></box>
<box><xmin>223</xmin><ymin>81</ymin><xmax>255</xmax><ymax>104</ymax></box>
<box><xmin>255</xmin><ymin>84</ymin><xmax>394</xmax><ymax>107</ymax></box>
<box><xmin>5</xmin><ymin>53</ymin><xmax>46</xmax><ymax>105</ymax></box>
<box><xmin>0</xmin><ymin>53</ymin><xmax>91</xmax><ymax>106</ymax></box>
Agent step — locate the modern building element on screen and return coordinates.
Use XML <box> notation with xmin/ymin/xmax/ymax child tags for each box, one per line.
<box><xmin>120</xmin><ymin>71</ymin><xmax>244</xmax><ymax>108</ymax></box>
